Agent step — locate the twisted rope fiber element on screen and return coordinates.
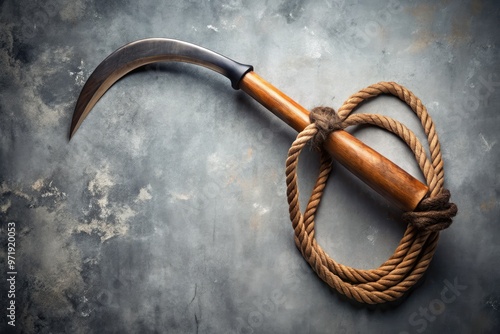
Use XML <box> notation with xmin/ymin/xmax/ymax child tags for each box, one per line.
<box><xmin>285</xmin><ymin>82</ymin><xmax>457</xmax><ymax>304</ymax></box>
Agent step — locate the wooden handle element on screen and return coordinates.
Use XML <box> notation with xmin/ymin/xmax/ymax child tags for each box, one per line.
<box><xmin>239</xmin><ymin>71</ymin><xmax>428</xmax><ymax>211</ymax></box>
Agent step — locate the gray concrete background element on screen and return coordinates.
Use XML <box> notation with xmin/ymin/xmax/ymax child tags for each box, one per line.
<box><xmin>1</xmin><ymin>0</ymin><xmax>499</xmax><ymax>333</ymax></box>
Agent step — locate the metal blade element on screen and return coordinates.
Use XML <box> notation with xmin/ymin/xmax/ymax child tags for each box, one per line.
<box><xmin>70</xmin><ymin>38</ymin><xmax>253</xmax><ymax>139</ymax></box>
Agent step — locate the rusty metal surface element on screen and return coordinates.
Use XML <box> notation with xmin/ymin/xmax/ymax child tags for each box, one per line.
<box><xmin>1</xmin><ymin>0</ymin><xmax>499</xmax><ymax>333</ymax></box>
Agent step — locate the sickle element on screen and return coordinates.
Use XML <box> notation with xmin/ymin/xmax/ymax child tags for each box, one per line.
<box><xmin>70</xmin><ymin>38</ymin><xmax>428</xmax><ymax>211</ymax></box>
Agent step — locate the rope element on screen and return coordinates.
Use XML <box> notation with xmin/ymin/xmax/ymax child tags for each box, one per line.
<box><xmin>285</xmin><ymin>81</ymin><xmax>457</xmax><ymax>304</ymax></box>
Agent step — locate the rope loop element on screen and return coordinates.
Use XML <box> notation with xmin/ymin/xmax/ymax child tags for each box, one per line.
<box><xmin>285</xmin><ymin>81</ymin><xmax>457</xmax><ymax>304</ymax></box>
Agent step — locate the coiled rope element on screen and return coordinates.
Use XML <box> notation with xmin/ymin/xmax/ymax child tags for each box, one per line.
<box><xmin>285</xmin><ymin>82</ymin><xmax>457</xmax><ymax>304</ymax></box>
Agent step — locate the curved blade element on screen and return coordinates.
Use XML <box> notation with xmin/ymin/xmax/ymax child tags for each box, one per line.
<box><xmin>70</xmin><ymin>38</ymin><xmax>253</xmax><ymax>139</ymax></box>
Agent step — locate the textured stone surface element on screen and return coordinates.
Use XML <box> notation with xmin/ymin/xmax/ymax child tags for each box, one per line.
<box><xmin>0</xmin><ymin>0</ymin><xmax>499</xmax><ymax>333</ymax></box>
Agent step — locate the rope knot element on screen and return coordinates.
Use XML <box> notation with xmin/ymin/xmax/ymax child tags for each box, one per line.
<box><xmin>402</xmin><ymin>189</ymin><xmax>458</xmax><ymax>232</ymax></box>
<box><xmin>309</xmin><ymin>106</ymin><xmax>344</xmax><ymax>150</ymax></box>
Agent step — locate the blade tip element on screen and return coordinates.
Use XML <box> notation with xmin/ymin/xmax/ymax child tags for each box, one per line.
<box><xmin>69</xmin><ymin>120</ymin><xmax>79</xmax><ymax>141</ymax></box>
